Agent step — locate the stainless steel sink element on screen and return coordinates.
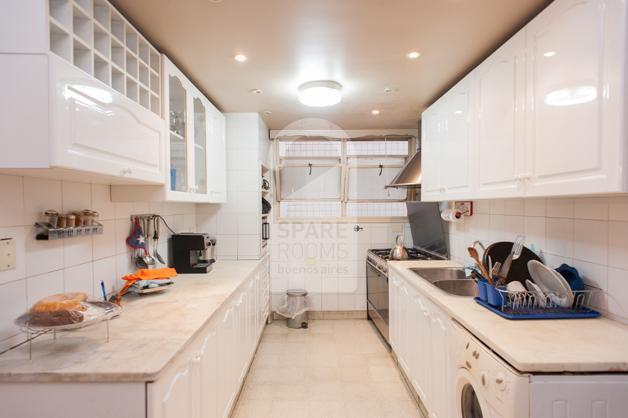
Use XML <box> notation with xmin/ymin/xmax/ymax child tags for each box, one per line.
<box><xmin>410</xmin><ymin>267</ymin><xmax>478</xmax><ymax>297</ymax></box>
<box><xmin>431</xmin><ymin>279</ymin><xmax>478</xmax><ymax>297</ymax></box>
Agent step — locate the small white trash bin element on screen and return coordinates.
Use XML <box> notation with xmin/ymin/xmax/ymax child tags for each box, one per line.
<box><xmin>277</xmin><ymin>289</ymin><xmax>310</xmax><ymax>329</ymax></box>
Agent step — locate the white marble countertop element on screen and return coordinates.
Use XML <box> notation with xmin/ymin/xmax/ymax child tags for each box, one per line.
<box><xmin>389</xmin><ymin>260</ymin><xmax>628</xmax><ymax>373</ymax></box>
<box><xmin>0</xmin><ymin>259</ymin><xmax>263</xmax><ymax>383</ymax></box>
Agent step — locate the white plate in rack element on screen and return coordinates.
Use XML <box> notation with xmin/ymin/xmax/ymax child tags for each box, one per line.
<box><xmin>527</xmin><ymin>260</ymin><xmax>574</xmax><ymax>307</ymax></box>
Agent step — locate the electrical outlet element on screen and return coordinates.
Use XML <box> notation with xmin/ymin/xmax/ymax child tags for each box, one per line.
<box><xmin>0</xmin><ymin>238</ymin><xmax>16</xmax><ymax>272</ymax></box>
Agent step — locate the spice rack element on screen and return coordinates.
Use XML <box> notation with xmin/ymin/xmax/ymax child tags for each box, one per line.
<box><xmin>47</xmin><ymin>0</ymin><xmax>162</xmax><ymax>115</ymax></box>
<box><xmin>34</xmin><ymin>222</ymin><xmax>104</xmax><ymax>240</ymax></box>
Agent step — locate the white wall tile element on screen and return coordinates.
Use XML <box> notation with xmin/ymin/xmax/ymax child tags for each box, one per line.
<box><xmin>489</xmin><ymin>199</ymin><xmax>505</xmax><ymax>215</ymax></box>
<box><xmin>608</xmin><ymin>221</ymin><xmax>628</xmax><ymax>270</ymax></box>
<box><xmin>93</xmin><ymin>219</ymin><xmax>116</xmax><ymax>260</ymax></box>
<box><xmin>0</xmin><ymin>175</ymin><xmax>24</xmax><ymax>227</ymax></box>
<box><xmin>26</xmin><ymin>270</ymin><xmax>64</xmax><ymax>306</ymax></box>
<box><xmin>0</xmin><ymin>280</ymin><xmax>27</xmax><ymax>342</ymax></box>
<box><xmin>238</xmin><ymin>235</ymin><xmax>260</xmax><ymax>258</ymax></box>
<box><xmin>607</xmin><ymin>268</ymin><xmax>628</xmax><ymax>320</ymax></box>
<box><xmin>63</xmin><ymin>235</ymin><xmax>93</xmax><ymax>267</ymax></box>
<box><xmin>523</xmin><ymin>216</ymin><xmax>546</xmax><ymax>251</ymax></box>
<box><xmin>524</xmin><ymin>198</ymin><xmax>546</xmax><ymax>217</ymax></box>
<box><xmin>321</xmin><ymin>293</ymin><xmax>339</xmax><ymax>310</ymax></box>
<box><xmin>572</xmin><ymin>259</ymin><xmax>608</xmax><ymax>291</ymax></box>
<box><xmin>574</xmin><ymin>197</ymin><xmax>609</xmax><ymax>221</ymax></box>
<box><xmin>23</xmin><ymin>177</ymin><xmax>62</xmax><ymax>225</ymax></box>
<box><xmin>93</xmin><ymin>257</ymin><xmax>118</xmax><ymax>297</ymax></box>
<box><xmin>25</xmin><ymin>232</ymin><xmax>64</xmax><ymax>277</ymax></box>
<box><xmin>91</xmin><ymin>184</ymin><xmax>115</xmax><ymax>220</ymax></box>
<box><xmin>573</xmin><ymin>220</ymin><xmax>608</xmax><ymax>265</ymax></box>
<box><xmin>609</xmin><ymin>197</ymin><xmax>628</xmax><ymax>222</ymax></box>
<box><xmin>503</xmin><ymin>199</ymin><xmax>524</xmax><ymax>216</ymax></box>
<box><xmin>217</xmin><ymin>210</ymin><xmax>238</xmax><ymax>235</ymax></box>
<box><xmin>546</xmin><ymin>198</ymin><xmax>574</xmax><ymax>219</ymax></box>
<box><xmin>64</xmin><ymin>262</ymin><xmax>94</xmax><ymax>296</ymax></box>
<box><xmin>545</xmin><ymin>218</ymin><xmax>574</xmax><ymax>257</ymax></box>
<box><xmin>62</xmin><ymin>181</ymin><xmax>91</xmax><ymax>212</ymax></box>
<box><xmin>217</xmin><ymin>235</ymin><xmax>237</xmax><ymax>259</ymax></box>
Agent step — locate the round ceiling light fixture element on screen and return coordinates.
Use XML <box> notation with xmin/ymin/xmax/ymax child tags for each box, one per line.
<box><xmin>371</xmin><ymin>109</ymin><xmax>380</xmax><ymax>115</ymax></box>
<box><xmin>298</xmin><ymin>80</ymin><xmax>343</xmax><ymax>107</ymax></box>
<box><xmin>234</xmin><ymin>54</ymin><xmax>247</xmax><ymax>62</ymax></box>
<box><xmin>407</xmin><ymin>51</ymin><xmax>421</xmax><ymax>59</ymax></box>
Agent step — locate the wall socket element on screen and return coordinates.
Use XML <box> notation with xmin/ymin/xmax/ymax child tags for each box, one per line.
<box><xmin>0</xmin><ymin>238</ymin><xmax>16</xmax><ymax>272</ymax></box>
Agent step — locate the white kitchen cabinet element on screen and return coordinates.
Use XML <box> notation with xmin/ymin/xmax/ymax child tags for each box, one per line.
<box><xmin>148</xmin><ymin>256</ymin><xmax>269</xmax><ymax>418</ymax></box>
<box><xmin>0</xmin><ymin>0</ymin><xmax>165</xmax><ymax>184</ymax></box>
<box><xmin>112</xmin><ymin>58</ymin><xmax>227</xmax><ymax>203</ymax></box>
<box><xmin>421</xmin><ymin>73</ymin><xmax>475</xmax><ymax>201</ymax></box>
<box><xmin>475</xmin><ymin>30</ymin><xmax>526</xmax><ymax>198</ymax></box>
<box><xmin>524</xmin><ymin>0</ymin><xmax>625</xmax><ymax>197</ymax></box>
<box><xmin>421</xmin><ymin>0</ymin><xmax>628</xmax><ymax>201</ymax></box>
<box><xmin>389</xmin><ymin>270</ymin><xmax>452</xmax><ymax>418</ymax></box>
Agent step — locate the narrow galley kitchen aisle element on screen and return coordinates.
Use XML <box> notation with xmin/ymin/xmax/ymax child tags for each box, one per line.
<box><xmin>232</xmin><ymin>320</ymin><xmax>423</xmax><ymax>418</ymax></box>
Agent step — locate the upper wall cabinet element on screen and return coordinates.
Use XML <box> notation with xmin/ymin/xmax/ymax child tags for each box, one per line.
<box><xmin>524</xmin><ymin>0</ymin><xmax>624</xmax><ymax>197</ymax></box>
<box><xmin>0</xmin><ymin>0</ymin><xmax>164</xmax><ymax>184</ymax></box>
<box><xmin>111</xmin><ymin>57</ymin><xmax>227</xmax><ymax>203</ymax></box>
<box><xmin>421</xmin><ymin>0</ymin><xmax>628</xmax><ymax>201</ymax></box>
<box><xmin>475</xmin><ymin>31</ymin><xmax>526</xmax><ymax>198</ymax></box>
<box><xmin>421</xmin><ymin>73</ymin><xmax>475</xmax><ymax>202</ymax></box>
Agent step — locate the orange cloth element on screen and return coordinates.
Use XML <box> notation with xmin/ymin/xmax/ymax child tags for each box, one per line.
<box><xmin>115</xmin><ymin>268</ymin><xmax>178</xmax><ymax>304</ymax></box>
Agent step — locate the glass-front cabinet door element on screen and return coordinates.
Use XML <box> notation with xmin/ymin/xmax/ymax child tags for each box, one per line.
<box><xmin>168</xmin><ymin>74</ymin><xmax>188</xmax><ymax>193</ymax></box>
<box><xmin>193</xmin><ymin>96</ymin><xmax>208</xmax><ymax>195</ymax></box>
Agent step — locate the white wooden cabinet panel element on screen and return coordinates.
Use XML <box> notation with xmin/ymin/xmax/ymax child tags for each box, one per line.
<box><xmin>428</xmin><ymin>304</ymin><xmax>450</xmax><ymax>418</ymax></box>
<box><xmin>420</xmin><ymin>105</ymin><xmax>443</xmax><ymax>200</ymax></box>
<box><xmin>524</xmin><ymin>0</ymin><xmax>625</xmax><ymax>197</ymax></box>
<box><xmin>530</xmin><ymin>376</ymin><xmax>628</xmax><ymax>418</ymax></box>
<box><xmin>476</xmin><ymin>30</ymin><xmax>526</xmax><ymax>198</ymax></box>
<box><xmin>50</xmin><ymin>55</ymin><xmax>163</xmax><ymax>182</ymax></box>
<box><xmin>440</xmin><ymin>73</ymin><xmax>475</xmax><ymax>199</ymax></box>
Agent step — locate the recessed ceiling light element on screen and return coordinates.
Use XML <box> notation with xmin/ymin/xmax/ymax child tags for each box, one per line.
<box><xmin>384</xmin><ymin>87</ymin><xmax>393</xmax><ymax>93</ymax></box>
<box><xmin>407</xmin><ymin>51</ymin><xmax>421</xmax><ymax>59</ymax></box>
<box><xmin>454</xmin><ymin>110</ymin><xmax>463</xmax><ymax>114</ymax></box>
<box><xmin>234</xmin><ymin>54</ymin><xmax>247</xmax><ymax>62</ymax></box>
<box><xmin>263</xmin><ymin>110</ymin><xmax>272</xmax><ymax>116</ymax></box>
<box><xmin>298</xmin><ymin>80</ymin><xmax>342</xmax><ymax>107</ymax></box>
<box><xmin>249</xmin><ymin>88</ymin><xmax>263</xmax><ymax>94</ymax></box>
<box><xmin>543</xmin><ymin>51</ymin><xmax>556</xmax><ymax>57</ymax></box>
<box><xmin>371</xmin><ymin>109</ymin><xmax>380</xmax><ymax>115</ymax></box>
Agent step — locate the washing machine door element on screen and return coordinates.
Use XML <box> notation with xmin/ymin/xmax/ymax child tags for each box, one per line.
<box><xmin>455</xmin><ymin>368</ymin><xmax>489</xmax><ymax>418</ymax></box>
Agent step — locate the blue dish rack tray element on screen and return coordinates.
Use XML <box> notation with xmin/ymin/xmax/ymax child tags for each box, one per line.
<box><xmin>474</xmin><ymin>297</ymin><xmax>600</xmax><ymax>320</ymax></box>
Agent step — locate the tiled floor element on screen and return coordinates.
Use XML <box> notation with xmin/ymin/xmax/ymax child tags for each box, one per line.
<box><xmin>232</xmin><ymin>319</ymin><xmax>424</xmax><ymax>418</ymax></box>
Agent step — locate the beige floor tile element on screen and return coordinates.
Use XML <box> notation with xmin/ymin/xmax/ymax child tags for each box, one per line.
<box><xmin>232</xmin><ymin>320</ymin><xmax>424</xmax><ymax>418</ymax></box>
<box><xmin>270</xmin><ymin>400</ymin><xmax>309</xmax><ymax>418</ymax></box>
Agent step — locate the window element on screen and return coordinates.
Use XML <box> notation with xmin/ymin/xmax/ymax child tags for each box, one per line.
<box><xmin>274</xmin><ymin>135</ymin><xmax>414</xmax><ymax>220</ymax></box>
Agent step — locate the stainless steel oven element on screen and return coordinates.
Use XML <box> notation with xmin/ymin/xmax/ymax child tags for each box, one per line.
<box><xmin>367</xmin><ymin>258</ymin><xmax>390</xmax><ymax>342</ymax></box>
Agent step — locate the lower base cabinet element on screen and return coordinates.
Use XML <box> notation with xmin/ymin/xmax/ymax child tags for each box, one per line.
<box><xmin>389</xmin><ymin>272</ymin><xmax>451</xmax><ymax>418</ymax></box>
<box><xmin>148</xmin><ymin>260</ymin><xmax>269</xmax><ymax>418</ymax></box>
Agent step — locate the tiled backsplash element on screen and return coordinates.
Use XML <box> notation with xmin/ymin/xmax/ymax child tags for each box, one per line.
<box><xmin>448</xmin><ymin>197</ymin><xmax>628</xmax><ymax>323</ymax></box>
<box><xmin>269</xmin><ymin>222</ymin><xmax>412</xmax><ymax>312</ymax></box>
<box><xmin>0</xmin><ymin>174</ymin><xmax>197</xmax><ymax>350</ymax></box>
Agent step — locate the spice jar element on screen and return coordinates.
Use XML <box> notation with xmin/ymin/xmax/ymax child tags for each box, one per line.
<box><xmin>81</xmin><ymin>210</ymin><xmax>93</xmax><ymax>226</ymax></box>
<box><xmin>44</xmin><ymin>210</ymin><xmax>59</xmax><ymax>228</ymax></box>
<box><xmin>58</xmin><ymin>215</ymin><xmax>67</xmax><ymax>228</ymax></box>
<box><xmin>66</xmin><ymin>214</ymin><xmax>76</xmax><ymax>228</ymax></box>
<box><xmin>91</xmin><ymin>210</ymin><xmax>99</xmax><ymax>226</ymax></box>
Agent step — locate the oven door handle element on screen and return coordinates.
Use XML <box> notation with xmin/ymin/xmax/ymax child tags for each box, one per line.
<box><xmin>367</xmin><ymin>260</ymin><xmax>388</xmax><ymax>278</ymax></box>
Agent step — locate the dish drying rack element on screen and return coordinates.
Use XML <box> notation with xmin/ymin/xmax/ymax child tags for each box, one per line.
<box><xmin>475</xmin><ymin>288</ymin><xmax>601</xmax><ymax>320</ymax></box>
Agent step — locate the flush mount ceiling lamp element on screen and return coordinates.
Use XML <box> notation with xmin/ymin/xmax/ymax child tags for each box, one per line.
<box><xmin>298</xmin><ymin>80</ymin><xmax>343</xmax><ymax>107</ymax></box>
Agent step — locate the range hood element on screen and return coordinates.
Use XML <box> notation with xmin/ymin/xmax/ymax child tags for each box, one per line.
<box><xmin>386</xmin><ymin>150</ymin><xmax>422</xmax><ymax>188</ymax></box>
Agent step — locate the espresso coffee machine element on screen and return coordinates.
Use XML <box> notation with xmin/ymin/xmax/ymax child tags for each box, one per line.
<box><xmin>171</xmin><ymin>233</ymin><xmax>216</xmax><ymax>274</ymax></box>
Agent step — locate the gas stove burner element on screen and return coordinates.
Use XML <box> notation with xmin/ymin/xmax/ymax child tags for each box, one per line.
<box><xmin>368</xmin><ymin>247</ymin><xmax>436</xmax><ymax>262</ymax></box>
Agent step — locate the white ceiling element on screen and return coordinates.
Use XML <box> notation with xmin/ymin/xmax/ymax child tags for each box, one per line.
<box><xmin>111</xmin><ymin>0</ymin><xmax>551</xmax><ymax>130</ymax></box>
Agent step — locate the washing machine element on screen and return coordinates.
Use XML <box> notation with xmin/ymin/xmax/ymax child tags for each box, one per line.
<box><xmin>451</xmin><ymin>320</ymin><xmax>530</xmax><ymax>418</ymax></box>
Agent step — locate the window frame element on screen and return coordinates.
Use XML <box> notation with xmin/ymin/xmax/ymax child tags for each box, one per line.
<box><xmin>273</xmin><ymin>135</ymin><xmax>416</xmax><ymax>223</ymax></box>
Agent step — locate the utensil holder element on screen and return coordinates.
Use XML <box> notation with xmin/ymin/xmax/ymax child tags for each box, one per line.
<box><xmin>486</xmin><ymin>284</ymin><xmax>505</xmax><ymax>307</ymax></box>
<box><xmin>477</xmin><ymin>278</ymin><xmax>488</xmax><ymax>302</ymax></box>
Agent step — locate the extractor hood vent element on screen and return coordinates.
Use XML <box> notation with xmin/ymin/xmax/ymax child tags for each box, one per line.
<box><xmin>386</xmin><ymin>150</ymin><xmax>422</xmax><ymax>188</ymax></box>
